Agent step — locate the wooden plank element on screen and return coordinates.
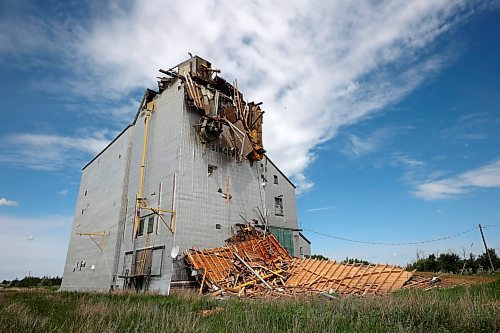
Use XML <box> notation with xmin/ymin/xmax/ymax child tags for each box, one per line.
<box><xmin>306</xmin><ymin>260</ymin><xmax>335</xmax><ymax>288</ymax></box>
<box><xmin>386</xmin><ymin>269</ymin><xmax>407</xmax><ymax>292</ymax></box>
<box><xmin>374</xmin><ymin>266</ymin><xmax>394</xmax><ymax>294</ymax></box>
<box><xmin>327</xmin><ymin>263</ymin><xmax>350</xmax><ymax>292</ymax></box>
<box><xmin>355</xmin><ymin>264</ymin><xmax>377</xmax><ymax>295</ymax></box>
<box><xmin>347</xmin><ymin>264</ymin><xmax>370</xmax><ymax>295</ymax></box>
<box><xmin>318</xmin><ymin>261</ymin><xmax>341</xmax><ymax>291</ymax></box>
<box><xmin>363</xmin><ymin>264</ymin><xmax>388</xmax><ymax>296</ymax></box>
<box><xmin>339</xmin><ymin>264</ymin><xmax>363</xmax><ymax>294</ymax></box>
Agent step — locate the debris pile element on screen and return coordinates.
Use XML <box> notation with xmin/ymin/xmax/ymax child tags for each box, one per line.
<box><xmin>402</xmin><ymin>275</ymin><xmax>444</xmax><ymax>290</ymax></box>
<box><xmin>185</xmin><ymin>225</ymin><xmax>416</xmax><ymax>298</ymax></box>
<box><xmin>159</xmin><ymin>56</ymin><xmax>265</xmax><ymax>163</ymax></box>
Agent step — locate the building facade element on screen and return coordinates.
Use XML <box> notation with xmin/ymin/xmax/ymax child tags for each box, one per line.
<box><xmin>60</xmin><ymin>56</ymin><xmax>310</xmax><ymax>294</ymax></box>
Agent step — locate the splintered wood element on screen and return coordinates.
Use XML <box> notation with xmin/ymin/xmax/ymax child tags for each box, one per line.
<box><xmin>185</xmin><ymin>226</ymin><xmax>417</xmax><ymax>299</ymax></box>
<box><xmin>286</xmin><ymin>259</ymin><xmax>412</xmax><ymax>296</ymax></box>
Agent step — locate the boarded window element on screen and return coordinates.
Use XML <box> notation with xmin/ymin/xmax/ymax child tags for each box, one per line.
<box><xmin>275</xmin><ymin>197</ymin><xmax>284</xmax><ymax>216</ymax></box>
<box><xmin>138</xmin><ymin>218</ymin><xmax>145</xmax><ymax>236</ymax></box>
<box><xmin>147</xmin><ymin>216</ymin><xmax>154</xmax><ymax>234</ymax></box>
<box><xmin>274</xmin><ymin>175</ymin><xmax>278</xmax><ymax>184</ymax></box>
<box><xmin>150</xmin><ymin>248</ymin><xmax>163</xmax><ymax>275</ymax></box>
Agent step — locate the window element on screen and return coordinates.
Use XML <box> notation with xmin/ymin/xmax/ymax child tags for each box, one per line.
<box><xmin>274</xmin><ymin>175</ymin><xmax>278</xmax><ymax>184</ymax></box>
<box><xmin>208</xmin><ymin>164</ymin><xmax>217</xmax><ymax>176</ymax></box>
<box><xmin>137</xmin><ymin>218</ymin><xmax>145</xmax><ymax>236</ymax></box>
<box><xmin>300</xmin><ymin>247</ymin><xmax>303</xmax><ymax>255</ymax></box>
<box><xmin>215</xmin><ymin>223</ymin><xmax>221</xmax><ymax>230</ymax></box>
<box><xmin>274</xmin><ymin>196</ymin><xmax>284</xmax><ymax>216</ymax></box>
<box><xmin>147</xmin><ymin>216</ymin><xmax>154</xmax><ymax>234</ymax></box>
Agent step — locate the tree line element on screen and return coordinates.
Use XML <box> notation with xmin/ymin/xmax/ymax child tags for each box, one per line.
<box><xmin>406</xmin><ymin>248</ymin><xmax>499</xmax><ymax>273</ymax></box>
<box><xmin>309</xmin><ymin>248</ymin><xmax>499</xmax><ymax>274</ymax></box>
<box><xmin>1</xmin><ymin>276</ymin><xmax>62</xmax><ymax>288</ymax></box>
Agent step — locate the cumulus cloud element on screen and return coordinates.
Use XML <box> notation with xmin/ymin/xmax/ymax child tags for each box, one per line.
<box><xmin>0</xmin><ymin>198</ymin><xmax>18</xmax><ymax>206</ymax></box>
<box><xmin>1</xmin><ymin>0</ymin><xmax>493</xmax><ymax>191</ymax></box>
<box><xmin>0</xmin><ymin>132</ymin><xmax>110</xmax><ymax>171</ymax></box>
<box><xmin>413</xmin><ymin>159</ymin><xmax>500</xmax><ymax>200</ymax></box>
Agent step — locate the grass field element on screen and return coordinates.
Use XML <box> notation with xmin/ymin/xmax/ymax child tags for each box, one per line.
<box><xmin>1</xmin><ymin>275</ymin><xmax>499</xmax><ymax>333</ymax></box>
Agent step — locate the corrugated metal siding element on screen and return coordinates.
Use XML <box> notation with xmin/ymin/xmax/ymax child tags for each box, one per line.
<box><xmin>60</xmin><ymin>128</ymin><xmax>132</xmax><ymax>292</ymax></box>
<box><xmin>62</xmin><ymin>79</ymin><xmax>301</xmax><ymax>294</ymax></box>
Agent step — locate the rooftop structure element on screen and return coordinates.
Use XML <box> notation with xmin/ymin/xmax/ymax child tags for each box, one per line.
<box><xmin>60</xmin><ymin>56</ymin><xmax>310</xmax><ymax>294</ymax></box>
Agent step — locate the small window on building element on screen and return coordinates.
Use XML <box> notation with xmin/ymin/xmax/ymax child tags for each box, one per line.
<box><xmin>300</xmin><ymin>247</ymin><xmax>303</xmax><ymax>255</ymax></box>
<box><xmin>138</xmin><ymin>218</ymin><xmax>145</xmax><ymax>236</ymax></box>
<box><xmin>147</xmin><ymin>216</ymin><xmax>154</xmax><ymax>234</ymax></box>
<box><xmin>274</xmin><ymin>175</ymin><xmax>278</xmax><ymax>184</ymax></box>
<box><xmin>84</xmin><ymin>190</ymin><xmax>87</xmax><ymax>196</ymax></box>
<box><xmin>81</xmin><ymin>209</ymin><xmax>84</xmax><ymax>215</ymax></box>
<box><xmin>215</xmin><ymin>223</ymin><xmax>221</xmax><ymax>230</ymax></box>
<box><xmin>208</xmin><ymin>164</ymin><xmax>217</xmax><ymax>176</ymax></box>
<box><xmin>275</xmin><ymin>196</ymin><xmax>284</xmax><ymax>216</ymax></box>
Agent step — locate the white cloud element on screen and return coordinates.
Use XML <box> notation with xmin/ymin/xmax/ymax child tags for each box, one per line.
<box><xmin>57</xmin><ymin>189</ymin><xmax>69</xmax><ymax>196</ymax></box>
<box><xmin>0</xmin><ymin>132</ymin><xmax>110</xmax><ymax>171</ymax></box>
<box><xmin>306</xmin><ymin>206</ymin><xmax>336</xmax><ymax>213</ymax></box>
<box><xmin>413</xmin><ymin>159</ymin><xmax>500</xmax><ymax>200</ymax></box>
<box><xmin>0</xmin><ymin>214</ymin><xmax>72</xmax><ymax>279</ymax></box>
<box><xmin>0</xmin><ymin>198</ymin><xmax>18</xmax><ymax>206</ymax></box>
<box><xmin>1</xmin><ymin>0</ymin><xmax>492</xmax><ymax>191</ymax></box>
<box><xmin>341</xmin><ymin>127</ymin><xmax>404</xmax><ymax>157</ymax></box>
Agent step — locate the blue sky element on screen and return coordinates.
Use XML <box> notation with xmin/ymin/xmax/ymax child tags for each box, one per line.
<box><xmin>1</xmin><ymin>1</ymin><xmax>499</xmax><ymax>280</ymax></box>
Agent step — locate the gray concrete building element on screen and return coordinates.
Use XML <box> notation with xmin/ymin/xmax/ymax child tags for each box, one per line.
<box><xmin>60</xmin><ymin>56</ymin><xmax>310</xmax><ymax>294</ymax></box>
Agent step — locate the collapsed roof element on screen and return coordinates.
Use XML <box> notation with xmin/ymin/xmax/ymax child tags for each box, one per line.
<box><xmin>185</xmin><ymin>225</ymin><xmax>423</xmax><ymax>299</ymax></box>
<box><xmin>156</xmin><ymin>56</ymin><xmax>266</xmax><ymax>163</ymax></box>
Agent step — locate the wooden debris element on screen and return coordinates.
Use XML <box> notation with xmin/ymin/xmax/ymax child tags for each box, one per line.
<box><xmin>185</xmin><ymin>225</ymin><xmax>424</xmax><ymax>299</ymax></box>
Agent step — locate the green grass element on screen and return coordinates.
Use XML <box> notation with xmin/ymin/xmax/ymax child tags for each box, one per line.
<box><xmin>1</xmin><ymin>276</ymin><xmax>499</xmax><ymax>333</ymax></box>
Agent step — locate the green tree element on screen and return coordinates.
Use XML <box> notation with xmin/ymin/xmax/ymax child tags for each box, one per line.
<box><xmin>476</xmin><ymin>248</ymin><xmax>500</xmax><ymax>271</ymax></box>
<box><xmin>437</xmin><ymin>253</ymin><xmax>461</xmax><ymax>273</ymax></box>
<box><xmin>342</xmin><ymin>257</ymin><xmax>373</xmax><ymax>265</ymax></box>
<box><xmin>309</xmin><ymin>254</ymin><xmax>329</xmax><ymax>261</ymax></box>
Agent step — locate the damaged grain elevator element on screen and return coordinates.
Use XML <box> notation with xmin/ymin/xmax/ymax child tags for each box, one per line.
<box><xmin>60</xmin><ymin>56</ymin><xmax>311</xmax><ymax>294</ymax></box>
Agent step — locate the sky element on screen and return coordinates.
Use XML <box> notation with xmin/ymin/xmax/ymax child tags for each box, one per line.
<box><xmin>0</xmin><ymin>0</ymin><xmax>499</xmax><ymax>280</ymax></box>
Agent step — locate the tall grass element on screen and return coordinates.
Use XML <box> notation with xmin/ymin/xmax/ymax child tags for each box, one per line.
<box><xmin>1</xmin><ymin>277</ymin><xmax>498</xmax><ymax>333</ymax></box>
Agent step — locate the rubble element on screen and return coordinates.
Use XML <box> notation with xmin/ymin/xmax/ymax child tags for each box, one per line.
<box><xmin>185</xmin><ymin>225</ymin><xmax>419</xmax><ymax>299</ymax></box>
<box><xmin>160</xmin><ymin>56</ymin><xmax>265</xmax><ymax>163</ymax></box>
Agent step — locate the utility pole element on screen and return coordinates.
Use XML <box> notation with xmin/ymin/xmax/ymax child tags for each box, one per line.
<box><xmin>478</xmin><ymin>224</ymin><xmax>495</xmax><ymax>272</ymax></box>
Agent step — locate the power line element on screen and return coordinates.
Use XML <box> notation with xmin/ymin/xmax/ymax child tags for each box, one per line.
<box><xmin>302</xmin><ymin>226</ymin><xmax>477</xmax><ymax>246</ymax></box>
